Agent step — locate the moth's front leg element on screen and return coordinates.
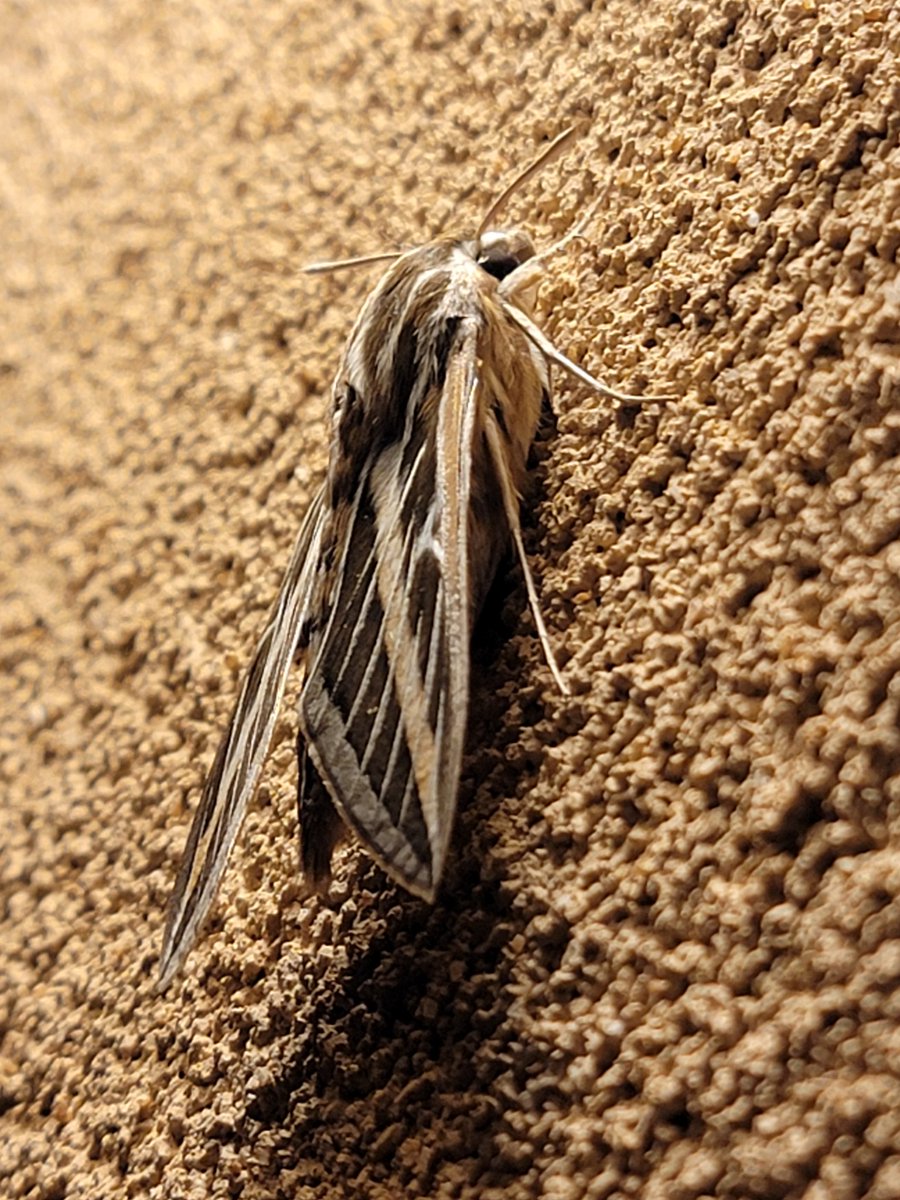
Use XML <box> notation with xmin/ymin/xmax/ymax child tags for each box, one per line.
<box><xmin>498</xmin><ymin>257</ymin><xmax>544</xmax><ymax>313</ymax></box>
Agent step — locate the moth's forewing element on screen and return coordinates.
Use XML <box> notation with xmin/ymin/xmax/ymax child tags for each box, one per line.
<box><xmin>158</xmin><ymin>488</ymin><xmax>326</xmax><ymax>987</ymax></box>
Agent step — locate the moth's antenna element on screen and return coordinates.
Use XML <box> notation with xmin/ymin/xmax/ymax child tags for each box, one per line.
<box><xmin>476</xmin><ymin>126</ymin><xmax>580</xmax><ymax>238</ymax></box>
<box><xmin>522</xmin><ymin>171</ymin><xmax>615</xmax><ymax>274</ymax></box>
<box><xmin>307</xmin><ymin>127</ymin><xmax>582</xmax><ymax>272</ymax></box>
<box><xmin>304</xmin><ymin>251</ymin><xmax>403</xmax><ymax>275</ymax></box>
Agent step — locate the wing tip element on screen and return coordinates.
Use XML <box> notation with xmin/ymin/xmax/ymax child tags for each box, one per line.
<box><xmin>156</xmin><ymin>948</ymin><xmax>181</xmax><ymax>993</ymax></box>
<box><xmin>402</xmin><ymin>874</ymin><xmax>438</xmax><ymax>904</ymax></box>
<box><xmin>370</xmin><ymin>844</ymin><xmax>440</xmax><ymax>905</ymax></box>
<box><xmin>157</xmin><ymin>898</ymin><xmax>198</xmax><ymax>992</ymax></box>
<box><xmin>156</xmin><ymin>915</ymin><xmax>191</xmax><ymax>991</ymax></box>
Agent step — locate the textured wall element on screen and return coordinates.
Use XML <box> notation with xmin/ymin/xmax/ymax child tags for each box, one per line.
<box><xmin>2</xmin><ymin>1</ymin><xmax>900</xmax><ymax>1197</ymax></box>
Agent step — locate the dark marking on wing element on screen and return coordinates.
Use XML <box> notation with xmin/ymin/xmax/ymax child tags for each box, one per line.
<box><xmin>301</xmin><ymin>478</ymin><xmax>431</xmax><ymax>873</ymax></box>
<box><xmin>492</xmin><ymin>400</ymin><xmax>510</xmax><ymax>440</ymax></box>
<box><xmin>384</xmin><ymin>322</ymin><xmax>418</xmax><ymax>441</ymax></box>
<box><xmin>432</xmin><ymin>316</ymin><xmax>461</xmax><ymax>391</ymax></box>
<box><xmin>333</xmin><ymin>383</ymin><xmax>365</xmax><ymax>507</ymax></box>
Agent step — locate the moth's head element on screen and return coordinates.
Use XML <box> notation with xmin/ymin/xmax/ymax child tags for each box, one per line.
<box><xmin>475</xmin><ymin>228</ymin><xmax>536</xmax><ymax>281</ymax></box>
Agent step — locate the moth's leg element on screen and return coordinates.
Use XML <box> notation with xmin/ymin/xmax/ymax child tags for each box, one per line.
<box><xmin>298</xmin><ymin>736</ymin><xmax>345</xmax><ymax>891</ymax></box>
<box><xmin>483</xmin><ymin>413</ymin><xmax>569</xmax><ymax>695</ymax></box>
<box><xmin>521</xmin><ymin>176</ymin><xmax>614</xmax><ymax>276</ymax></box>
<box><xmin>498</xmin><ymin>258</ymin><xmax>544</xmax><ymax>312</ymax></box>
<box><xmin>500</xmin><ymin>259</ymin><xmax>651</xmax><ymax>403</ymax></box>
<box><xmin>501</xmin><ymin>301</ymin><xmax>673</xmax><ymax>404</ymax></box>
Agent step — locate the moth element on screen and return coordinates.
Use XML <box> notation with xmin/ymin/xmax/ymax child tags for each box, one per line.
<box><xmin>158</xmin><ymin>128</ymin><xmax>658</xmax><ymax>987</ymax></box>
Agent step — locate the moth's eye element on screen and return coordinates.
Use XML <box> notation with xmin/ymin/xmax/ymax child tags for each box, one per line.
<box><xmin>478</xmin><ymin>253</ymin><xmax>520</xmax><ymax>281</ymax></box>
<box><xmin>476</xmin><ymin>229</ymin><xmax>535</xmax><ymax>281</ymax></box>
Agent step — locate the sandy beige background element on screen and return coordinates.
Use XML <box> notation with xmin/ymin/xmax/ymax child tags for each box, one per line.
<box><xmin>3</xmin><ymin>1</ymin><xmax>900</xmax><ymax>1197</ymax></box>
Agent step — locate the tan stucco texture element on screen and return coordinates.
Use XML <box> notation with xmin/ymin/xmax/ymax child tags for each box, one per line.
<box><xmin>3</xmin><ymin>1</ymin><xmax>900</xmax><ymax>1197</ymax></box>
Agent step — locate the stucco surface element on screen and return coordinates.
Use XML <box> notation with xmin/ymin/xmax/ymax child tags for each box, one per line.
<box><xmin>2</xmin><ymin>1</ymin><xmax>900</xmax><ymax>1197</ymax></box>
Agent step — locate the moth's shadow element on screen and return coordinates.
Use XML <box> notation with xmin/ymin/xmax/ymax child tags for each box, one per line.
<box><xmin>238</xmin><ymin>859</ymin><xmax>571</xmax><ymax>1193</ymax></box>
<box><xmin>235</xmin><ymin>402</ymin><xmax>573</xmax><ymax>1192</ymax></box>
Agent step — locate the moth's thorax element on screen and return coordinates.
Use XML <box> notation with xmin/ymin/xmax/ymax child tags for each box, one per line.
<box><xmin>339</xmin><ymin>231</ymin><xmax>544</xmax><ymax>400</ymax></box>
<box><xmin>354</xmin><ymin>228</ymin><xmax>539</xmax><ymax>317</ymax></box>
